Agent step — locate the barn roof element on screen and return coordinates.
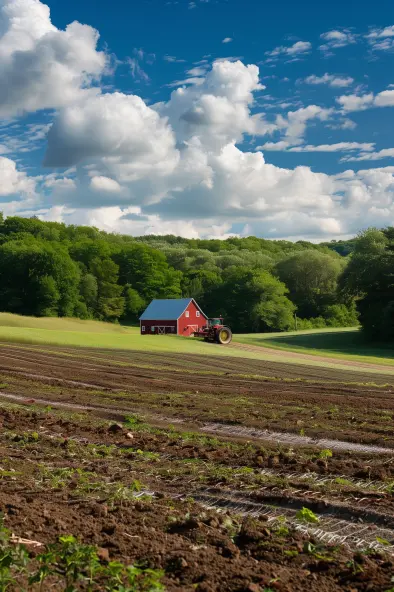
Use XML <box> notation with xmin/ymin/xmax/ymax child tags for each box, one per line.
<box><xmin>140</xmin><ymin>298</ymin><xmax>207</xmax><ymax>321</ymax></box>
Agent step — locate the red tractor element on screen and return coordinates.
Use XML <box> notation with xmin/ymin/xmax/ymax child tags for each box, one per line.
<box><xmin>194</xmin><ymin>317</ymin><xmax>233</xmax><ymax>345</ymax></box>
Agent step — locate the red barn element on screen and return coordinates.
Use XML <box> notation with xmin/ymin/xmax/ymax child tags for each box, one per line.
<box><xmin>139</xmin><ymin>298</ymin><xmax>208</xmax><ymax>336</ymax></box>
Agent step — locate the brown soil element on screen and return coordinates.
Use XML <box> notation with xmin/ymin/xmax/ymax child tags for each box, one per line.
<box><xmin>1</xmin><ymin>344</ymin><xmax>394</xmax><ymax>447</ymax></box>
<box><xmin>1</xmin><ymin>343</ymin><xmax>394</xmax><ymax>591</ymax></box>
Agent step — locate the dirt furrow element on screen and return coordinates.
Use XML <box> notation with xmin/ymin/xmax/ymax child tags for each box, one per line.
<box><xmin>4</xmin><ymin>343</ymin><xmax>394</xmax><ymax>388</ymax></box>
<box><xmin>2</xmin><ymin>391</ymin><xmax>394</xmax><ymax>457</ymax></box>
<box><xmin>0</xmin><ymin>367</ymin><xmax>110</xmax><ymax>390</ymax></box>
<box><xmin>3</xmin><ymin>349</ymin><xmax>394</xmax><ymax>413</ymax></box>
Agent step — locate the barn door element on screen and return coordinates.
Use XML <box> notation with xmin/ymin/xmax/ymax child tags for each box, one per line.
<box><xmin>158</xmin><ymin>326</ymin><xmax>165</xmax><ymax>334</ymax></box>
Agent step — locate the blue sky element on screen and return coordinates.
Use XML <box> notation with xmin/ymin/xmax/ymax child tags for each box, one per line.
<box><xmin>1</xmin><ymin>0</ymin><xmax>394</xmax><ymax>240</ymax></box>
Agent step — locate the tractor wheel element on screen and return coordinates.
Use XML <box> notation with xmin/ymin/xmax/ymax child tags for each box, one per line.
<box><xmin>216</xmin><ymin>326</ymin><xmax>232</xmax><ymax>345</ymax></box>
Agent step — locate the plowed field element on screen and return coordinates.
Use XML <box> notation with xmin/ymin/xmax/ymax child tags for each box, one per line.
<box><xmin>1</xmin><ymin>342</ymin><xmax>394</xmax><ymax>591</ymax></box>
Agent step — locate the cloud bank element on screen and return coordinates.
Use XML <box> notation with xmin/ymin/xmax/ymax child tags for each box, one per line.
<box><xmin>0</xmin><ymin>0</ymin><xmax>394</xmax><ymax>241</ymax></box>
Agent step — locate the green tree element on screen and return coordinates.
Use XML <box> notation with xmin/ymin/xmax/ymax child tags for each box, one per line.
<box><xmin>182</xmin><ymin>270</ymin><xmax>221</xmax><ymax>302</ymax></box>
<box><xmin>276</xmin><ymin>250</ymin><xmax>344</xmax><ymax>319</ymax></box>
<box><xmin>123</xmin><ymin>287</ymin><xmax>146</xmax><ymax>322</ymax></box>
<box><xmin>115</xmin><ymin>243</ymin><xmax>182</xmax><ymax>302</ymax></box>
<box><xmin>250</xmin><ymin>272</ymin><xmax>296</xmax><ymax>332</ymax></box>
<box><xmin>89</xmin><ymin>258</ymin><xmax>124</xmax><ymax>321</ymax></box>
<box><xmin>204</xmin><ymin>268</ymin><xmax>295</xmax><ymax>332</ymax></box>
<box><xmin>0</xmin><ymin>239</ymin><xmax>80</xmax><ymax>317</ymax></box>
<box><xmin>339</xmin><ymin>228</ymin><xmax>394</xmax><ymax>339</ymax></box>
<box><xmin>34</xmin><ymin>276</ymin><xmax>60</xmax><ymax>316</ymax></box>
<box><xmin>79</xmin><ymin>273</ymin><xmax>98</xmax><ymax>311</ymax></box>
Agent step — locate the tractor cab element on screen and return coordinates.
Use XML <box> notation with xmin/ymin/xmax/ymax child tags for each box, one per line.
<box><xmin>208</xmin><ymin>317</ymin><xmax>223</xmax><ymax>327</ymax></box>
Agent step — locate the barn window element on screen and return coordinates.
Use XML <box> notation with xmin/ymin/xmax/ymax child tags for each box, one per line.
<box><xmin>185</xmin><ymin>311</ymin><xmax>190</xmax><ymax>318</ymax></box>
<box><xmin>151</xmin><ymin>326</ymin><xmax>155</xmax><ymax>332</ymax></box>
<box><xmin>196</xmin><ymin>311</ymin><xmax>200</xmax><ymax>317</ymax></box>
<box><xmin>141</xmin><ymin>326</ymin><xmax>145</xmax><ymax>332</ymax></box>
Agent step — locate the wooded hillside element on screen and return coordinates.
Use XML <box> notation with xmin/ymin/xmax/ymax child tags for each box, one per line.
<box><xmin>0</xmin><ymin>213</ymin><xmax>383</xmax><ymax>335</ymax></box>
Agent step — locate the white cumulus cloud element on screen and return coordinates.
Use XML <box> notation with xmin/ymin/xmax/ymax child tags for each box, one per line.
<box><xmin>158</xmin><ymin>60</ymin><xmax>270</xmax><ymax>151</ymax></box>
<box><xmin>374</xmin><ymin>90</ymin><xmax>394</xmax><ymax>107</ymax></box>
<box><xmin>367</xmin><ymin>25</ymin><xmax>394</xmax><ymax>51</ymax></box>
<box><xmin>276</xmin><ymin>105</ymin><xmax>333</xmax><ymax>146</ymax></box>
<box><xmin>319</xmin><ymin>30</ymin><xmax>356</xmax><ymax>54</ymax></box>
<box><xmin>304</xmin><ymin>73</ymin><xmax>354</xmax><ymax>88</ymax></box>
<box><xmin>336</xmin><ymin>93</ymin><xmax>374</xmax><ymax>112</ymax></box>
<box><xmin>265</xmin><ymin>40</ymin><xmax>311</xmax><ymax>63</ymax></box>
<box><xmin>337</xmin><ymin>89</ymin><xmax>394</xmax><ymax>112</ymax></box>
<box><xmin>44</xmin><ymin>92</ymin><xmax>179</xmax><ymax>177</ymax></box>
<box><xmin>0</xmin><ymin>156</ymin><xmax>36</xmax><ymax>196</ymax></box>
<box><xmin>90</xmin><ymin>176</ymin><xmax>122</xmax><ymax>193</ymax></box>
<box><xmin>0</xmin><ymin>0</ymin><xmax>106</xmax><ymax>117</ymax></box>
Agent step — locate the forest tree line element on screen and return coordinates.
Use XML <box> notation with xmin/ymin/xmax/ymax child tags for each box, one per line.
<box><xmin>0</xmin><ymin>213</ymin><xmax>390</xmax><ymax>339</ymax></box>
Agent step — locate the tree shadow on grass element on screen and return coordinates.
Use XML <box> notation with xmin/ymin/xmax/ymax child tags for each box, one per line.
<box><xmin>258</xmin><ymin>331</ymin><xmax>394</xmax><ymax>360</ymax></box>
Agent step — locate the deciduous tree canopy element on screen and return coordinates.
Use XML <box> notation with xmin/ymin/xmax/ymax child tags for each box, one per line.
<box><xmin>339</xmin><ymin>228</ymin><xmax>394</xmax><ymax>340</ymax></box>
<box><xmin>0</xmin><ymin>214</ymin><xmax>368</xmax><ymax>333</ymax></box>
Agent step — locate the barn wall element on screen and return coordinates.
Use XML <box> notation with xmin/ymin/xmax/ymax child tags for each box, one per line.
<box><xmin>178</xmin><ymin>301</ymin><xmax>207</xmax><ymax>336</ymax></box>
<box><xmin>140</xmin><ymin>320</ymin><xmax>177</xmax><ymax>335</ymax></box>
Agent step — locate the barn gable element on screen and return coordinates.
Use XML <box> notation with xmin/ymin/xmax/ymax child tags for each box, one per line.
<box><xmin>140</xmin><ymin>298</ymin><xmax>207</xmax><ymax>321</ymax></box>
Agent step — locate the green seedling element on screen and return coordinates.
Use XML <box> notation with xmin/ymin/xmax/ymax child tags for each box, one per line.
<box><xmin>319</xmin><ymin>449</ymin><xmax>333</xmax><ymax>460</ymax></box>
<box><xmin>0</xmin><ymin>517</ymin><xmax>29</xmax><ymax>592</ymax></box>
<box><xmin>345</xmin><ymin>558</ymin><xmax>364</xmax><ymax>575</ymax></box>
<box><xmin>125</xmin><ymin>565</ymin><xmax>165</xmax><ymax>592</ymax></box>
<box><xmin>86</xmin><ymin>444</ymin><xmax>116</xmax><ymax>458</ymax></box>
<box><xmin>30</xmin><ymin>535</ymin><xmax>101</xmax><ymax>591</ymax></box>
<box><xmin>386</xmin><ymin>482</ymin><xmax>394</xmax><ymax>494</ymax></box>
<box><xmin>335</xmin><ymin>477</ymin><xmax>352</xmax><ymax>487</ymax></box>
<box><xmin>0</xmin><ymin>470</ymin><xmax>20</xmax><ymax>480</ymax></box>
<box><xmin>124</xmin><ymin>415</ymin><xmax>144</xmax><ymax>428</ymax></box>
<box><xmin>275</xmin><ymin>516</ymin><xmax>289</xmax><ymax>537</ymax></box>
<box><xmin>221</xmin><ymin>516</ymin><xmax>239</xmax><ymax>541</ymax></box>
<box><xmin>303</xmin><ymin>542</ymin><xmax>333</xmax><ymax>562</ymax></box>
<box><xmin>296</xmin><ymin>507</ymin><xmax>319</xmax><ymax>524</ymax></box>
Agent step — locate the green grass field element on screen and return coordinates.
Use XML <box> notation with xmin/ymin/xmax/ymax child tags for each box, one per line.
<box><xmin>0</xmin><ymin>313</ymin><xmax>393</xmax><ymax>373</ymax></box>
<box><xmin>0</xmin><ymin>313</ymin><xmax>258</xmax><ymax>359</ymax></box>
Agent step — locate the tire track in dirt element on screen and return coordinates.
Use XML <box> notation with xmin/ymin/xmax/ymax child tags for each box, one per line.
<box><xmin>259</xmin><ymin>468</ymin><xmax>391</xmax><ymax>494</ymax></box>
<box><xmin>202</xmin><ymin>422</ymin><xmax>394</xmax><ymax>454</ymax></box>
<box><xmin>1</xmin><ymin>391</ymin><xmax>393</xmax><ymax>456</ymax></box>
<box><xmin>189</xmin><ymin>488</ymin><xmax>394</xmax><ymax>552</ymax></box>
